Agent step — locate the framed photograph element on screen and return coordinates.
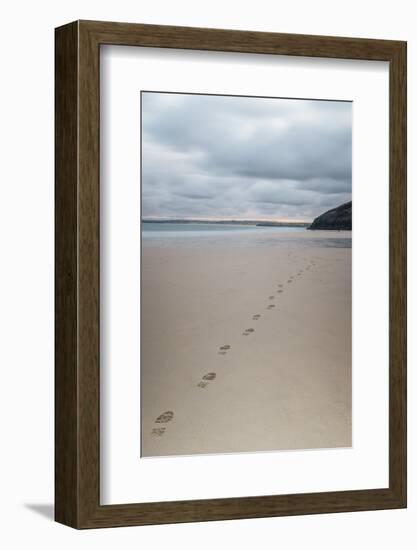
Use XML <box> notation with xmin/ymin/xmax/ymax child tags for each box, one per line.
<box><xmin>55</xmin><ymin>20</ymin><xmax>406</xmax><ymax>528</ymax></box>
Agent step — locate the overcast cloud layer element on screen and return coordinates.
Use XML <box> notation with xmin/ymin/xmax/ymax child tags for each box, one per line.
<box><xmin>141</xmin><ymin>92</ymin><xmax>352</xmax><ymax>221</ymax></box>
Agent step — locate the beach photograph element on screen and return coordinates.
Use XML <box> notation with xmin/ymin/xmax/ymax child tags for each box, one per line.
<box><xmin>140</xmin><ymin>91</ymin><xmax>352</xmax><ymax>457</ymax></box>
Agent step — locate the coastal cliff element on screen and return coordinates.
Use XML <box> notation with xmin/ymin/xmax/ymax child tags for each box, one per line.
<box><xmin>308</xmin><ymin>201</ymin><xmax>352</xmax><ymax>230</ymax></box>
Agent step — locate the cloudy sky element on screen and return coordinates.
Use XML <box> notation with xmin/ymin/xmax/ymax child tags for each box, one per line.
<box><xmin>141</xmin><ymin>92</ymin><xmax>352</xmax><ymax>222</ymax></box>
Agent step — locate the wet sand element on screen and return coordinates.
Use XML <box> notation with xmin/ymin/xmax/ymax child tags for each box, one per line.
<box><xmin>141</xmin><ymin>231</ymin><xmax>352</xmax><ymax>457</ymax></box>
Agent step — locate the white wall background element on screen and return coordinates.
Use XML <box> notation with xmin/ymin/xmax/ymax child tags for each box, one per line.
<box><xmin>0</xmin><ymin>0</ymin><xmax>414</xmax><ymax>547</ymax></box>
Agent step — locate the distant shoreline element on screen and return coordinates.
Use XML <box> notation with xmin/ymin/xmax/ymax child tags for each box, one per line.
<box><xmin>142</xmin><ymin>219</ymin><xmax>310</xmax><ymax>228</ymax></box>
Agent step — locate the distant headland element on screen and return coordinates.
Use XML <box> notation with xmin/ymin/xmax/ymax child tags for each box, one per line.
<box><xmin>308</xmin><ymin>201</ymin><xmax>352</xmax><ymax>231</ymax></box>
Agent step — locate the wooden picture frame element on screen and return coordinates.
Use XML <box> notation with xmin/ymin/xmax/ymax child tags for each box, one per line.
<box><xmin>55</xmin><ymin>20</ymin><xmax>407</xmax><ymax>529</ymax></box>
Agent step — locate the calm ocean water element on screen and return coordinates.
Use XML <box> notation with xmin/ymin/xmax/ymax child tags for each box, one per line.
<box><xmin>142</xmin><ymin>223</ymin><xmax>351</xmax><ymax>249</ymax></box>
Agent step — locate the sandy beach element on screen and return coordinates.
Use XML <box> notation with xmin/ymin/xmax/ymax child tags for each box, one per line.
<box><xmin>141</xmin><ymin>230</ymin><xmax>352</xmax><ymax>457</ymax></box>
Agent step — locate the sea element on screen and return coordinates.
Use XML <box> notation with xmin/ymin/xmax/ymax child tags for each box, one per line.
<box><xmin>142</xmin><ymin>222</ymin><xmax>352</xmax><ymax>249</ymax></box>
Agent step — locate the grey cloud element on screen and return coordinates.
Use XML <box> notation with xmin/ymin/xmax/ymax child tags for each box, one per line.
<box><xmin>297</xmin><ymin>177</ymin><xmax>351</xmax><ymax>194</ymax></box>
<box><xmin>141</xmin><ymin>92</ymin><xmax>352</xmax><ymax>221</ymax></box>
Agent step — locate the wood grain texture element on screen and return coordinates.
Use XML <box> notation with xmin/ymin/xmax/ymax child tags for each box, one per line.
<box><xmin>388</xmin><ymin>42</ymin><xmax>407</xmax><ymax>503</ymax></box>
<box><xmin>55</xmin><ymin>20</ymin><xmax>407</xmax><ymax>529</ymax></box>
<box><xmin>55</xmin><ymin>21</ymin><xmax>79</xmax><ymax>527</ymax></box>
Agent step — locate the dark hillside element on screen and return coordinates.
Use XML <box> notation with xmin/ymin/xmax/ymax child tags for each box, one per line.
<box><xmin>308</xmin><ymin>201</ymin><xmax>352</xmax><ymax>230</ymax></box>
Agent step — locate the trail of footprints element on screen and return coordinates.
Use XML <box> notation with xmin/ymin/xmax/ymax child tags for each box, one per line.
<box><xmin>151</xmin><ymin>257</ymin><xmax>317</xmax><ymax>437</ymax></box>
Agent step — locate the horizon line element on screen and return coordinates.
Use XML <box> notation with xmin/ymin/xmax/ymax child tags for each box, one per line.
<box><xmin>141</xmin><ymin>217</ymin><xmax>312</xmax><ymax>224</ymax></box>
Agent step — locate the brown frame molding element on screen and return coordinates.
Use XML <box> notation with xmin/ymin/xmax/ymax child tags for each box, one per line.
<box><xmin>55</xmin><ymin>20</ymin><xmax>407</xmax><ymax>529</ymax></box>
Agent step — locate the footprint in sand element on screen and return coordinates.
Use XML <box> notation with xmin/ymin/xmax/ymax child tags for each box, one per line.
<box><xmin>218</xmin><ymin>344</ymin><xmax>231</xmax><ymax>355</ymax></box>
<box><xmin>151</xmin><ymin>427</ymin><xmax>166</xmax><ymax>437</ymax></box>
<box><xmin>252</xmin><ymin>314</ymin><xmax>261</xmax><ymax>320</ymax></box>
<box><xmin>151</xmin><ymin>410</ymin><xmax>174</xmax><ymax>437</ymax></box>
<box><xmin>155</xmin><ymin>411</ymin><xmax>174</xmax><ymax>424</ymax></box>
<box><xmin>287</xmin><ymin>280</ymin><xmax>293</xmax><ymax>283</ymax></box>
<box><xmin>267</xmin><ymin>304</ymin><xmax>275</xmax><ymax>310</ymax></box>
<box><xmin>197</xmin><ymin>372</ymin><xmax>217</xmax><ymax>388</ymax></box>
<box><xmin>277</xmin><ymin>289</ymin><xmax>283</xmax><ymax>293</ymax></box>
<box><xmin>268</xmin><ymin>295</ymin><xmax>275</xmax><ymax>300</ymax></box>
<box><xmin>242</xmin><ymin>328</ymin><xmax>255</xmax><ymax>336</ymax></box>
